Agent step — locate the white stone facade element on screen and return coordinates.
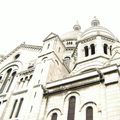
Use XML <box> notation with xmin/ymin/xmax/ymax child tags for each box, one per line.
<box><xmin>0</xmin><ymin>17</ymin><xmax>120</xmax><ymax>120</ymax></box>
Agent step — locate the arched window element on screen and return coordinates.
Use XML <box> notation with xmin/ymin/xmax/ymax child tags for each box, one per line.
<box><xmin>86</xmin><ymin>106</ymin><xmax>93</xmax><ymax>120</ymax></box>
<box><xmin>14</xmin><ymin>54</ymin><xmax>20</xmax><ymax>60</ymax></box>
<box><xmin>42</xmin><ymin>57</ymin><xmax>48</xmax><ymax>63</ymax></box>
<box><xmin>58</xmin><ymin>47</ymin><xmax>61</xmax><ymax>52</ymax></box>
<box><xmin>84</xmin><ymin>46</ymin><xmax>89</xmax><ymax>57</ymax></box>
<box><xmin>0</xmin><ymin>68</ymin><xmax>12</xmax><ymax>93</ymax></box>
<box><xmin>9</xmin><ymin>99</ymin><xmax>18</xmax><ymax>119</ymax></box>
<box><xmin>47</xmin><ymin>43</ymin><xmax>50</xmax><ymax>49</ymax></box>
<box><xmin>90</xmin><ymin>44</ymin><xmax>95</xmax><ymax>55</ymax></box>
<box><xmin>0</xmin><ymin>76</ymin><xmax>2</xmax><ymax>81</ymax></box>
<box><xmin>15</xmin><ymin>98</ymin><xmax>24</xmax><ymax>117</ymax></box>
<box><xmin>51</xmin><ymin>113</ymin><xmax>57</xmax><ymax>120</ymax></box>
<box><xmin>19</xmin><ymin>78</ymin><xmax>23</xmax><ymax>88</ymax></box>
<box><xmin>67</xmin><ymin>96</ymin><xmax>76</xmax><ymax>120</ymax></box>
<box><xmin>25</xmin><ymin>76</ymin><xmax>28</xmax><ymax>80</ymax></box>
<box><xmin>29</xmin><ymin>75</ymin><xmax>33</xmax><ymax>80</ymax></box>
<box><xmin>63</xmin><ymin>56</ymin><xmax>70</xmax><ymax>68</ymax></box>
<box><xmin>41</xmin><ymin>69</ymin><xmax>43</xmax><ymax>73</ymax></box>
<box><xmin>104</xmin><ymin>44</ymin><xmax>108</xmax><ymax>54</ymax></box>
<box><xmin>6</xmin><ymin>71</ymin><xmax>16</xmax><ymax>92</ymax></box>
<box><xmin>110</xmin><ymin>45</ymin><xmax>112</xmax><ymax>55</ymax></box>
<box><xmin>20</xmin><ymin>78</ymin><xmax>23</xmax><ymax>82</ymax></box>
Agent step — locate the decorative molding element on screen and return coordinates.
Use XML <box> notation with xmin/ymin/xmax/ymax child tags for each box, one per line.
<box><xmin>44</xmin><ymin>78</ymin><xmax>101</xmax><ymax>95</ymax></box>
<box><xmin>18</xmin><ymin>67</ymin><xmax>35</xmax><ymax>76</ymax></box>
<box><xmin>20</xmin><ymin>43</ymin><xmax>42</xmax><ymax>51</ymax></box>
<box><xmin>80</xmin><ymin>36</ymin><xmax>96</xmax><ymax>44</ymax></box>
<box><xmin>0</xmin><ymin>43</ymin><xmax>42</xmax><ymax>64</ymax></box>
<box><xmin>13</xmin><ymin>89</ymin><xmax>28</xmax><ymax>95</ymax></box>
<box><xmin>79</xmin><ymin>35</ymin><xmax>116</xmax><ymax>44</ymax></box>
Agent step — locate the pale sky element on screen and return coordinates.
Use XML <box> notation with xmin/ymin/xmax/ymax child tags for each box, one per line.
<box><xmin>0</xmin><ymin>0</ymin><xmax>120</xmax><ymax>55</ymax></box>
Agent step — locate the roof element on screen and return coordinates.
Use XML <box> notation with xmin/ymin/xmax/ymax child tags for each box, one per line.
<box><xmin>60</xmin><ymin>21</ymin><xmax>82</xmax><ymax>41</ymax></box>
<box><xmin>80</xmin><ymin>17</ymin><xmax>116</xmax><ymax>40</ymax></box>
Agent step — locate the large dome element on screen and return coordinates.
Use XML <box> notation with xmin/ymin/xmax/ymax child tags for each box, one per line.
<box><xmin>81</xmin><ymin>17</ymin><xmax>116</xmax><ymax>40</ymax></box>
<box><xmin>60</xmin><ymin>22</ymin><xmax>82</xmax><ymax>41</ymax></box>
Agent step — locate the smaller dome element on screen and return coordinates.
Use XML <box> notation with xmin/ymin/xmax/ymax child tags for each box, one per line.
<box><xmin>81</xmin><ymin>17</ymin><xmax>116</xmax><ymax>40</ymax></box>
<box><xmin>60</xmin><ymin>21</ymin><xmax>82</xmax><ymax>41</ymax></box>
<box><xmin>91</xmin><ymin>16</ymin><xmax>100</xmax><ymax>27</ymax></box>
<box><xmin>73</xmin><ymin>21</ymin><xmax>81</xmax><ymax>31</ymax></box>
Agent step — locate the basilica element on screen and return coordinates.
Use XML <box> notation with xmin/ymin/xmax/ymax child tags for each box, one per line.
<box><xmin>0</xmin><ymin>17</ymin><xmax>120</xmax><ymax>120</ymax></box>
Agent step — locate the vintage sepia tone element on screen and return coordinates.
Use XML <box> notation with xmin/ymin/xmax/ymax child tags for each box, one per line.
<box><xmin>0</xmin><ymin>17</ymin><xmax>120</xmax><ymax>120</ymax></box>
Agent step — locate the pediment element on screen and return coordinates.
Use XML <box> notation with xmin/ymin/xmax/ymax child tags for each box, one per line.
<box><xmin>43</xmin><ymin>32</ymin><xmax>58</xmax><ymax>42</ymax></box>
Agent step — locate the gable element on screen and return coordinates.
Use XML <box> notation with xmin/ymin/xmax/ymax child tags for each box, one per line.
<box><xmin>43</xmin><ymin>32</ymin><xmax>58</xmax><ymax>42</ymax></box>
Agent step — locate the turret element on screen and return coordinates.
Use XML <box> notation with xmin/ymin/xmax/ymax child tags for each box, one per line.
<box><xmin>72</xmin><ymin>17</ymin><xmax>117</xmax><ymax>74</ymax></box>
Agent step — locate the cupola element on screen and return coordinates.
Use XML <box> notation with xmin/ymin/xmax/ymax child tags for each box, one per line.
<box><xmin>61</xmin><ymin>21</ymin><xmax>81</xmax><ymax>41</ymax></box>
<box><xmin>91</xmin><ymin>16</ymin><xmax>100</xmax><ymax>27</ymax></box>
<box><xmin>71</xmin><ymin>17</ymin><xmax>117</xmax><ymax>75</ymax></box>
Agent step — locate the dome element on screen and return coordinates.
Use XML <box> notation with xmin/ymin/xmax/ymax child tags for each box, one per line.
<box><xmin>60</xmin><ymin>21</ymin><xmax>82</xmax><ymax>41</ymax></box>
<box><xmin>81</xmin><ymin>17</ymin><xmax>116</xmax><ymax>40</ymax></box>
<box><xmin>61</xmin><ymin>30</ymin><xmax>82</xmax><ymax>41</ymax></box>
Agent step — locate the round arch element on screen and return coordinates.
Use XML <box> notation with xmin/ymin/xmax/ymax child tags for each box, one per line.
<box><xmin>0</xmin><ymin>61</ymin><xmax>23</xmax><ymax>73</ymax></box>
<box><xmin>63</xmin><ymin>91</ymin><xmax>80</xmax><ymax>120</ymax></box>
<box><xmin>46</xmin><ymin>108</ymin><xmax>62</xmax><ymax>120</ymax></box>
<box><xmin>80</xmin><ymin>101</ymin><xmax>99</xmax><ymax>120</ymax></box>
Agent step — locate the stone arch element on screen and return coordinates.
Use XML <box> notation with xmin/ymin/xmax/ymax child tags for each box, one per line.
<box><xmin>63</xmin><ymin>56</ymin><xmax>71</xmax><ymax>68</ymax></box>
<box><xmin>64</xmin><ymin>91</ymin><xmax>80</xmax><ymax>103</ymax></box>
<box><xmin>0</xmin><ymin>61</ymin><xmax>22</xmax><ymax>93</ymax></box>
<box><xmin>42</xmin><ymin>57</ymin><xmax>48</xmax><ymax>61</ymax></box>
<box><xmin>46</xmin><ymin>108</ymin><xmax>62</xmax><ymax>120</ymax></box>
<box><xmin>63</xmin><ymin>91</ymin><xmax>80</xmax><ymax>120</ymax></box>
<box><xmin>0</xmin><ymin>61</ymin><xmax>23</xmax><ymax>73</ymax></box>
<box><xmin>42</xmin><ymin>57</ymin><xmax>48</xmax><ymax>63</ymax></box>
<box><xmin>80</xmin><ymin>101</ymin><xmax>97</xmax><ymax>111</ymax></box>
<box><xmin>80</xmin><ymin>101</ymin><xmax>99</xmax><ymax>120</ymax></box>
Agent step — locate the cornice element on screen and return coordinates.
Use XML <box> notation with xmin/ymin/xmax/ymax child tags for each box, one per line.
<box><xmin>78</xmin><ymin>35</ymin><xmax>116</xmax><ymax>44</ymax></box>
<box><xmin>0</xmin><ymin>45</ymin><xmax>21</xmax><ymax>64</ymax></box>
<box><xmin>20</xmin><ymin>43</ymin><xmax>42</xmax><ymax>51</ymax></box>
<box><xmin>0</xmin><ymin>43</ymin><xmax>42</xmax><ymax>64</ymax></box>
<box><xmin>47</xmin><ymin>64</ymin><xmax>119</xmax><ymax>88</ymax></box>
<box><xmin>18</xmin><ymin>67</ymin><xmax>35</xmax><ymax>76</ymax></box>
<box><xmin>44</xmin><ymin>64</ymin><xmax>120</xmax><ymax>95</ymax></box>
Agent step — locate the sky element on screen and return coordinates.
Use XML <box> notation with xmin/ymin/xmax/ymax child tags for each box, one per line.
<box><xmin>0</xmin><ymin>0</ymin><xmax>120</xmax><ymax>55</ymax></box>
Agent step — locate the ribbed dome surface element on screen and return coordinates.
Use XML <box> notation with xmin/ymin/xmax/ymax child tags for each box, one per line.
<box><xmin>81</xmin><ymin>26</ymin><xmax>115</xmax><ymax>40</ymax></box>
<box><xmin>60</xmin><ymin>21</ymin><xmax>82</xmax><ymax>41</ymax></box>
<box><xmin>80</xmin><ymin>17</ymin><xmax>116</xmax><ymax>40</ymax></box>
<box><xmin>61</xmin><ymin>30</ymin><xmax>82</xmax><ymax>41</ymax></box>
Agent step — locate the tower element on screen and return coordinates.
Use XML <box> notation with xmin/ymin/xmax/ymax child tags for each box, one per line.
<box><xmin>0</xmin><ymin>17</ymin><xmax>120</xmax><ymax>120</ymax></box>
<box><xmin>72</xmin><ymin>17</ymin><xmax>118</xmax><ymax>74</ymax></box>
